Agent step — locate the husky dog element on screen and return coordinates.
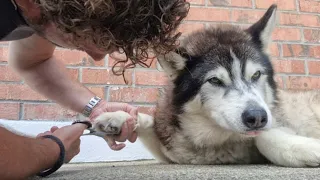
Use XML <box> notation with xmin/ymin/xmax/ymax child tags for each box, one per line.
<box><xmin>93</xmin><ymin>4</ymin><xmax>320</xmax><ymax>167</ymax></box>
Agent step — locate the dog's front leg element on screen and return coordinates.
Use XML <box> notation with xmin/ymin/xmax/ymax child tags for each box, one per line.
<box><xmin>93</xmin><ymin>111</ymin><xmax>170</xmax><ymax>163</ymax></box>
<box><xmin>255</xmin><ymin>127</ymin><xmax>320</xmax><ymax>167</ymax></box>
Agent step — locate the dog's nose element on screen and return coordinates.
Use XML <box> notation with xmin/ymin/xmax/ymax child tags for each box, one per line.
<box><xmin>242</xmin><ymin>109</ymin><xmax>267</xmax><ymax>129</ymax></box>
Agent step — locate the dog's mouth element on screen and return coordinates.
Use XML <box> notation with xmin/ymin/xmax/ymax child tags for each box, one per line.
<box><xmin>241</xmin><ymin>129</ymin><xmax>266</xmax><ymax>137</ymax></box>
<box><xmin>244</xmin><ymin>131</ymin><xmax>261</xmax><ymax>136</ymax></box>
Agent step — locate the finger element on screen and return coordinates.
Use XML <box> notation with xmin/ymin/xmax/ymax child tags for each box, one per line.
<box><xmin>69</xmin><ymin>124</ymin><xmax>88</xmax><ymax>137</ymax></box>
<box><xmin>50</xmin><ymin>126</ymin><xmax>59</xmax><ymax>132</ymax></box>
<box><xmin>126</xmin><ymin>118</ymin><xmax>135</xmax><ymax>141</ymax></box>
<box><xmin>129</xmin><ymin>107</ymin><xmax>138</xmax><ymax>119</ymax></box>
<box><xmin>44</xmin><ymin>131</ymin><xmax>51</xmax><ymax>135</ymax></box>
<box><xmin>128</xmin><ymin>131</ymin><xmax>138</xmax><ymax>143</ymax></box>
<box><xmin>104</xmin><ymin>137</ymin><xmax>126</xmax><ymax>151</ymax></box>
<box><xmin>36</xmin><ymin>133</ymin><xmax>44</xmax><ymax>138</ymax></box>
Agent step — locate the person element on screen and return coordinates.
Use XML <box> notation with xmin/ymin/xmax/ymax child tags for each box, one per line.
<box><xmin>0</xmin><ymin>0</ymin><xmax>190</xmax><ymax>179</ymax></box>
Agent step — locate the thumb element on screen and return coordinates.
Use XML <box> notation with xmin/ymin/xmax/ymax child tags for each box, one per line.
<box><xmin>65</xmin><ymin>124</ymin><xmax>87</xmax><ymax>138</ymax></box>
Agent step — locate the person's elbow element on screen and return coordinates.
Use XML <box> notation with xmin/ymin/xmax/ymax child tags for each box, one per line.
<box><xmin>7</xmin><ymin>35</ymin><xmax>55</xmax><ymax>72</ymax></box>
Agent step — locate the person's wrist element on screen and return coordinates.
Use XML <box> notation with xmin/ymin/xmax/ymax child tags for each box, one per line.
<box><xmin>82</xmin><ymin>96</ymin><xmax>102</xmax><ymax>118</ymax></box>
<box><xmin>37</xmin><ymin>137</ymin><xmax>61</xmax><ymax>170</ymax></box>
<box><xmin>37</xmin><ymin>135</ymin><xmax>65</xmax><ymax>177</ymax></box>
<box><xmin>89</xmin><ymin>100</ymin><xmax>107</xmax><ymax>121</ymax></box>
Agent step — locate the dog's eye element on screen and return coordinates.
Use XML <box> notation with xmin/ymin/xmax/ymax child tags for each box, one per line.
<box><xmin>208</xmin><ymin>77</ymin><xmax>224</xmax><ymax>86</ymax></box>
<box><xmin>251</xmin><ymin>71</ymin><xmax>261</xmax><ymax>81</ymax></box>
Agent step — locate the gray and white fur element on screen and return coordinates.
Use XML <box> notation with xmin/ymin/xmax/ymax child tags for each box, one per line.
<box><xmin>93</xmin><ymin>4</ymin><xmax>320</xmax><ymax>167</ymax></box>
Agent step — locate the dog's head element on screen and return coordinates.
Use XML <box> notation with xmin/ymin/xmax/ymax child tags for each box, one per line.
<box><xmin>158</xmin><ymin>5</ymin><xmax>278</xmax><ymax>136</ymax></box>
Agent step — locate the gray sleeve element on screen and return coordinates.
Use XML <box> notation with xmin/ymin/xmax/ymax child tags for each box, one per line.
<box><xmin>1</xmin><ymin>26</ymin><xmax>35</xmax><ymax>41</ymax></box>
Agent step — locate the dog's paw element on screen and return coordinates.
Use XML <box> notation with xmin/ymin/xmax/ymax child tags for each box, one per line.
<box><xmin>93</xmin><ymin>111</ymin><xmax>131</xmax><ymax>135</ymax></box>
<box><xmin>275</xmin><ymin>139</ymin><xmax>320</xmax><ymax>167</ymax></box>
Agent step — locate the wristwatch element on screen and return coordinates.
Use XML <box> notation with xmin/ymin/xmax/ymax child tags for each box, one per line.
<box><xmin>82</xmin><ymin>96</ymin><xmax>102</xmax><ymax>117</ymax></box>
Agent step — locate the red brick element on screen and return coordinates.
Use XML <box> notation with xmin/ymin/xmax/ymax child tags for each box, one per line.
<box><xmin>0</xmin><ymin>47</ymin><xmax>9</xmax><ymax>62</ymax></box>
<box><xmin>299</xmin><ymin>0</ymin><xmax>320</xmax><ymax>13</ymax></box>
<box><xmin>304</xmin><ymin>29</ymin><xmax>320</xmax><ymax>43</ymax></box>
<box><xmin>135</xmin><ymin>71</ymin><xmax>168</xmax><ymax>86</ymax></box>
<box><xmin>0</xmin><ymin>66</ymin><xmax>21</xmax><ymax>82</ymax></box>
<box><xmin>66</xmin><ymin>68</ymin><xmax>79</xmax><ymax>81</ymax></box>
<box><xmin>108</xmin><ymin>53</ymin><xmax>157</xmax><ymax>69</ymax></box>
<box><xmin>231</xmin><ymin>10</ymin><xmax>264</xmax><ymax>23</ymax></box>
<box><xmin>274</xmin><ymin>75</ymin><xmax>284</xmax><ymax>89</ymax></box>
<box><xmin>179</xmin><ymin>23</ymin><xmax>205</xmax><ymax>36</ymax></box>
<box><xmin>109</xmin><ymin>87</ymin><xmax>159</xmax><ymax>103</ymax></box>
<box><xmin>308</xmin><ymin>61</ymin><xmax>320</xmax><ymax>75</ymax></box>
<box><xmin>0</xmin><ymin>41</ymin><xmax>9</xmax><ymax>46</ymax></box>
<box><xmin>108</xmin><ymin>53</ymin><xmax>130</xmax><ymax>67</ymax></box>
<box><xmin>188</xmin><ymin>0</ymin><xmax>205</xmax><ymax>5</ymax></box>
<box><xmin>310</xmin><ymin>46</ymin><xmax>320</xmax><ymax>59</ymax></box>
<box><xmin>287</xmin><ymin>76</ymin><xmax>320</xmax><ymax>90</ymax></box>
<box><xmin>82</xmin><ymin>68</ymin><xmax>132</xmax><ymax>85</ymax></box>
<box><xmin>272</xmin><ymin>28</ymin><xmax>301</xmax><ymax>41</ymax></box>
<box><xmin>0</xmin><ymin>84</ymin><xmax>47</xmax><ymax>101</ymax></box>
<box><xmin>208</xmin><ymin>0</ymin><xmax>252</xmax><ymax>7</ymax></box>
<box><xmin>279</xmin><ymin>13</ymin><xmax>319</xmax><ymax>27</ymax></box>
<box><xmin>231</xmin><ymin>0</ymin><xmax>252</xmax><ymax>7</ymax></box>
<box><xmin>272</xmin><ymin>59</ymin><xmax>305</xmax><ymax>74</ymax></box>
<box><xmin>283</xmin><ymin>44</ymin><xmax>310</xmax><ymax>57</ymax></box>
<box><xmin>54</xmin><ymin>49</ymin><xmax>88</xmax><ymax>66</ymax></box>
<box><xmin>269</xmin><ymin>43</ymin><xmax>279</xmax><ymax>57</ymax></box>
<box><xmin>137</xmin><ymin>106</ymin><xmax>156</xmax><ymax>116</ymax></box>
<box><xmin>84</xmin><ymin>57</ymin><xmax>105</xmax><ymax>67</ymax></box>
<box><xmin>208</xmin><ymin>0</ymin><xmax>231</xmax><ymax>6</ymax></box>
<box><xmin>0</xmin><ymin>103</ymin><xmax>19</xmax><ymax>120</ymax></box>
<box><xmin>255</xmin><ymin>0</ymin><xmax>296</xmax><ymax>10</ymax></box>
<box><xmin>186</xmin><ymin>8</ymin><xmax>230</xmax><ymax>22</ymax></box>
<box><xmin>23</xmin><ymin>104</ymin><xmax>77</xmax><ymax>120</ymax></box>
<box><xmin>87</xmin><ymin>87</ymin><xmax>105</xmax><ymax>99</ymax></box>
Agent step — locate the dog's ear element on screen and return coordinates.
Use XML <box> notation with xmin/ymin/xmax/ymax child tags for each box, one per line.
<box><xmin>246</xmin><ymin>4</ymin><xmax>277</xmax><ymax>52</ymax></box>
<box><xmin>157</xmin><ymin>47</ymin><xmax>189</xmax><ymax>79</ymax></box>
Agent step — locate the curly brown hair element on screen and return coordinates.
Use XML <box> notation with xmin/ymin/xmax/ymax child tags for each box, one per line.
<box><xmin>32</xmin><ymin>0</ymin><xmax>190</xmax><ymax>82</ymax></box>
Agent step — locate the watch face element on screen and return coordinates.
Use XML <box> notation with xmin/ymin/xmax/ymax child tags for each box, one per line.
<box><xmin>82</xmin><ymin>97</ymin><xmax>102</xmax><ymax>117</ymax></box>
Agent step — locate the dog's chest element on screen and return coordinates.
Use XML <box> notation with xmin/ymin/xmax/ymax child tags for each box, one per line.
<box><xmin>162</xmin><ymin>135</ymin><xmax>265</xmax><ymax>164</ymax></box>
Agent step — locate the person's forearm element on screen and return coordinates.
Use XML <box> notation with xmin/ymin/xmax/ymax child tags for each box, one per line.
<box><xmin>16</xmin><ymin>56</ymin><xmax>95</xmax><ymax>114</ymax></box>
<box><xmin>0</xmin><ymin>127</ymin><xmax>60</xmax><ymax>179</ymax></box>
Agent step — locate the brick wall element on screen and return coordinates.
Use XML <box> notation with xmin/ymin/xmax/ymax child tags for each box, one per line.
<box><xmin>0</xmin><ymin>0</ymin><xmax>319</xmax><ymax>120</ymax></box>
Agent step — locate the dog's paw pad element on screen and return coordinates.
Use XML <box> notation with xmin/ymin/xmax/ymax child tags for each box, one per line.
<box><xmin>98</xmin><ymin>123</ymin><xmax>121</xmax><ymax>135</ymax></box>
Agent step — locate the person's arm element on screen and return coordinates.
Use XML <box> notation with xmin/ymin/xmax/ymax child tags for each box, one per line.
<box><xmin>8</xmin><ymin>34</ymin><xmax>95</xmax><ymax>113</ymax></box>
<box><xmin>8</xmin><ymin>34</ymin><xmax>138</xmax><ymax>150</ymax></box>
<box><xmin>0</xmin><ymin>127</ymin><xmax>60</xmax><ymax>179</ymax></box>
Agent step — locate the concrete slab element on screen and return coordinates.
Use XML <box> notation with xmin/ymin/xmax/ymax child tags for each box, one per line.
<box><xmin>30</xmin><ymin>160</ymin><xmax>320</xmax><ymax>180</ymax></box>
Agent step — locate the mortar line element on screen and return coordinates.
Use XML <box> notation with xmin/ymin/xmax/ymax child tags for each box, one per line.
<box><xmin>295</xmin><ymin>0</ymin><xmax>300</xmax><ymax>12</ymax></box>
<box><xmin>282</xmin><ymin>75</ymin><xmax>287</xmax><ymax>89</ymax></box>
<box><xmin>19</xmin><ymin>102</ymin><xmax>24</xmax><ymax>120</ymax></box>
<box><xmin>304</xmin><ymin>59</ymin><xmax>309</xmax><ymax>76</ymax></box>
<box><xmin>105</xmin><ymin>86</ymin><xmax>110</xmax><ymax>102</ymax></box>
<box><xmin>0</xmin><ymin>100</ymin><xmax>55</xmax><ymax>104</ymax></box>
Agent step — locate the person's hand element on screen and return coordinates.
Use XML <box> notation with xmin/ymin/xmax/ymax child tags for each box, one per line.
<box><xmin>89</xmin><ymin>100</ymin><xmax>138</xmax><ymax>151</ymax></box>
<box><xmin>36</xmin><ymin>124</ymin><xmax>87</xmax><ymax>163</ymax></box>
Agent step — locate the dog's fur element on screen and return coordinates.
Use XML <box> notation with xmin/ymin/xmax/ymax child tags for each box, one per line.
<box><xmin>93</xmin><ymin>4</ymin><xmax>320</xmax><ymax>167</ymax></box>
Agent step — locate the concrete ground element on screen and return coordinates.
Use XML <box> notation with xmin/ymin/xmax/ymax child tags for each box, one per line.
<box><xmin>30</xmin><ymin>160</ymin><xmax>320</xmax><ymax>180</ymax></box>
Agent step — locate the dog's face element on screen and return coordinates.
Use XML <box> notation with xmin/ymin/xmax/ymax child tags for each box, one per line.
<box><xmin>158</xmin><ymin>5</ymin><xmax>278</xmax><ymax>135</ymax></box>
